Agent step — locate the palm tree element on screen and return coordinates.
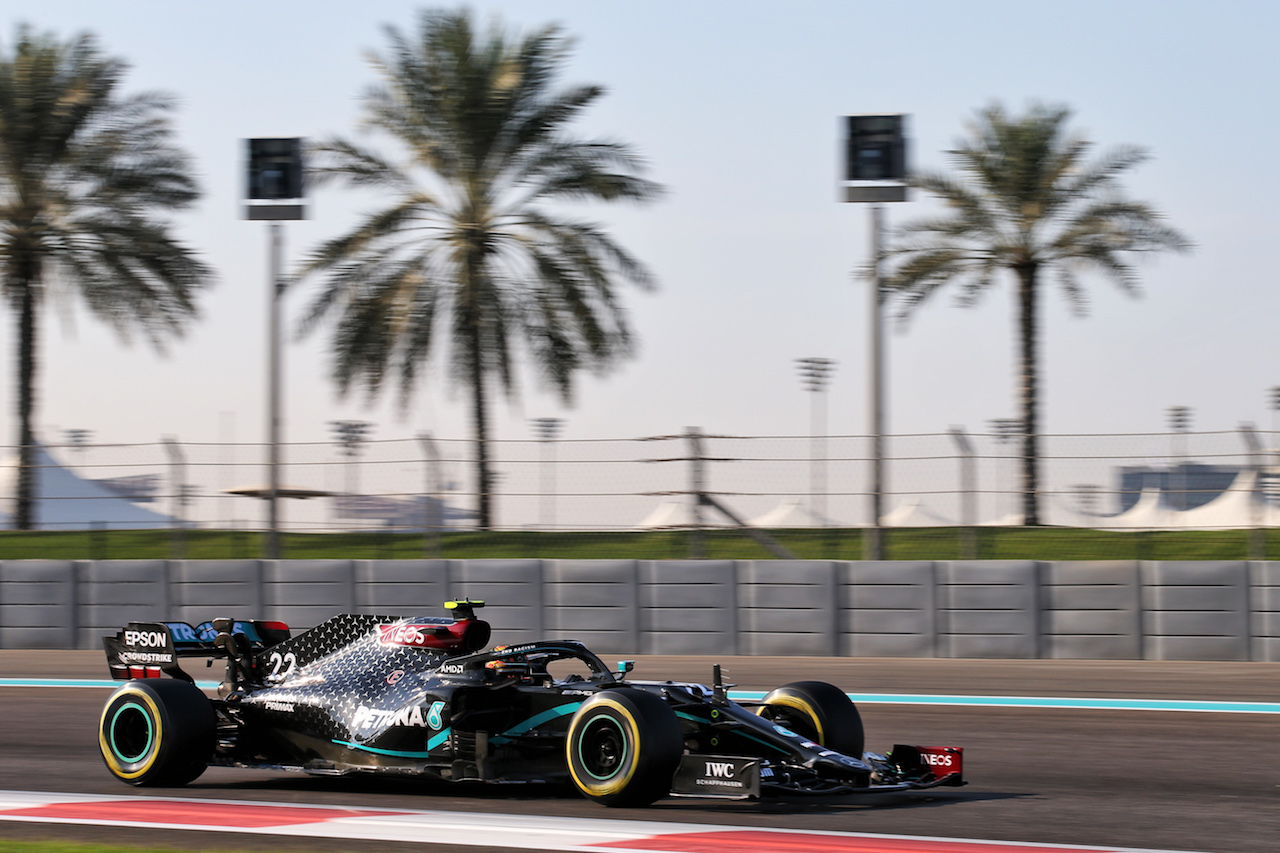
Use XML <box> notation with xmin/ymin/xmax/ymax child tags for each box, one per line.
<box><xmin>299</xmin><ymin>10</ymin><xmax>661</xmax><ymax>529</ymax></box>
<box><xmin>0</xmin><ymin>25</ymin><xmax>213</xmax><ymax>529</ymax></box>
<box><xmin>882</xmin><ymin>103</ymin><xmax>1190</xmax><ymax>525</ymax></box>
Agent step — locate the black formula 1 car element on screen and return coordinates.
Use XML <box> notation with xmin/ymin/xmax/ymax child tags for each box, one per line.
<box><xmin>99</xmin><ymin>601</ymin><xmax>963</xmax><ymax>806</ymax></box>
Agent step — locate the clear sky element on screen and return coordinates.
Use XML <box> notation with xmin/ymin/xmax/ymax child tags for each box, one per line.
<box><xmin>6</xmin><ymin>0</ymin><xmax>1278</xmax><ymax>458</ymax></box>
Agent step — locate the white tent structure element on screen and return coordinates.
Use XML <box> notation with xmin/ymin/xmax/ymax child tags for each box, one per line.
<box><xmin>0</xmin><ymin>446</ymin><xmax>174</xmax><ymax>530</ymax></box>
<box><xmin>978</xmin><ymin>511</ymin><xmax>1025</xmax><ymax>527</ymax></box>
<box><xmin>1157</xmin><ymin>469</ymin><xmax>1277</xmax><ymax>530</ymax></box>
<box><xmin>981</xmin><ymin>495</ymin><xmax>1115</xmax><ymax>528</ymax></box>
<box><xmin>748</xmin><ymin>498</ymin><xmax>842</xmax><ymax>528</ymax></box>
<box><xmin>631</xmin><ymin>471</ymin><xmax>1280</xmax><ymax>534</ymax></box>
<box><xmin>882</xmin><ymin>498</ymin><xmax>956</xmax><ymax>527</ymax></box>
<box><xmin>1069</xmin><ymin>470</ymin><xmax>1279</xmax><ymax>530</ymax></box>
<box><xmin>634</xmin><ymin>498</ymin><xmax>689</xmax><ymax>530</ymax></box>
<box><xmin>1095</xmin><ymin>483</ymin><xmax>1173</xmax><ymax>530</ymax></box>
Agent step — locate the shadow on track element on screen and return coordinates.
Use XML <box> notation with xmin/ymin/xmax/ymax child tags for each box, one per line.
<box><xmin>185</xmin><ymin>771</ymin><xmax>1013</xmax><ymax>814</ymax></box>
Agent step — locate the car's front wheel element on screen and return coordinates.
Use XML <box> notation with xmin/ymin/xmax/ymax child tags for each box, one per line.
<box><xmin>99</xmin><ymin>679</ymin><xmax>215</xmax><ymax>786</ymax></box>
<box><xmin>756</xmin><ymin>680</ymin><xmax>864</xmax><ymax>758</ymax></box>
<box><xmin>566</xmin><ymin>689</ymin><xmax>683</xmax><ymax>806</ymax></box>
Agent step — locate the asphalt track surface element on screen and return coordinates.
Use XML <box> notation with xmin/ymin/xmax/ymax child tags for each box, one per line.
<box><xmin>2</xmin><ymin>651</ymin><xmax>1279</xmax><ymax>853</ymax></box>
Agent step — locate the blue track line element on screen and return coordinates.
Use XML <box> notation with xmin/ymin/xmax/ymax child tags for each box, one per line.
<box><xmin>0</xmin><ymin>679</ymin><xmax>224</xmax><ymax>690</ymax></box>
<box><xmin>728</xmin><ymin>690</ymin><xmax>1280</xmax><ymax>714</ymax></box>
<box><xmin>6</xmin><ymin>678</ymin><xmax>1280</xmax><ymax>714</ymax></box>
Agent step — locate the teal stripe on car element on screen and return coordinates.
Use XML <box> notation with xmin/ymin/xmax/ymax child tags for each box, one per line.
<box><xmin>489</xmin><ymin>702</ymin><xmax>583</xmax><ymax>745</ymax></box>
<box><xmin>333</xmin><ymin>727</ymin><xmax>452</xmax><ymax>758</ymax></box>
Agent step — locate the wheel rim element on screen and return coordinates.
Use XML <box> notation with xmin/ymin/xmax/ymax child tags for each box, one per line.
<box><xmin>578</xmin><ymin>715</ymin><xmax>629</xmax><ymax>780</ymax></box>
<box><xmin>109</xmin><ymin>702</ymin><xmax>154</xmax><ymax>763</ymax></box>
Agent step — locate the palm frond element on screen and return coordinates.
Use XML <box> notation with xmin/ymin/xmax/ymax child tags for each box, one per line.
<box><xmin>0</xmin><ymin>23</ymin><xmax>212</xmax><ymax>322</ymax></box>
<box><xmin>510</xmin><ymin>140</ymin><xmax>661</xmax><ymax>205</ymax></box>
<box><xmin>306</xmin><ymin>137</ymin><xmax>418</xmax><ymax>193</ymax></box>
<box><xmin>297</xmin><ymin>195</ymin><xmax>436</xmax><ymax>278</ymax></box>
<box><xmin>877</xmin><ymin>101</ymin><xmax>1190</xmax><ymax>526</ymax></box>
<box><xmin>292</xmin><ymin>9</ymin><xmax>661</xmax><ymax>528</ymax></box>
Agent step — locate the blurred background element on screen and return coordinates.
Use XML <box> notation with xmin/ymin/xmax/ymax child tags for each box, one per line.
<box><xmin>9</xmin><ymin>421</ymin><xmax>1280</xmax><ymax>560</ymax></box>
<box><xmin>2</xmin><ymin>2</ymin><xmax>1278</xmax><ymax>560</ymax></box>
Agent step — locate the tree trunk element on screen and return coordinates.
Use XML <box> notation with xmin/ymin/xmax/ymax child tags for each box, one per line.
<box><xmin>16</xmin><ymin>276</ymin><xmax>37</xmax><ymax>531</ymax></box>
<box><xmin>469</xmin><ymin>332</ymin><xmax>491</xmax><ymax>531</ymax></box>
<box><xmin>1016</xmin><ymin>262</ymin><xmax>1040</xmax><ymax>526</ymax></box>
<box><xmin>462</xmin><ymin>255</ymin><xmax>492</xmax><ymax>531</ymax></box>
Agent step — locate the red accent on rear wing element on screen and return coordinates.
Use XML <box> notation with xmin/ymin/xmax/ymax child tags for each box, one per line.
<box><xmin>374</xmin><ymin>617</ymin><xmax>491</xmax><ymax>653</ymax></box>
<box><xmin>104</xmin><ymin>622</ymin><xmax>190</xmax><ymax>682</ymax></box>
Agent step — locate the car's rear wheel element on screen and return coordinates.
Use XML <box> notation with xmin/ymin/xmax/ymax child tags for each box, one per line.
<box><xmin>100</xmin><ymin>679</ymin><xmax>215</xmax><ymax>786</ymax></box>
<box><xmin>566</xmin><ymin>689</ymin><xmax>682</xmax><ymax>806</ymax></box>
<box><xmin>756</xmin><ymin>680</ymin><xmax>864</xmax><ymax>758</ymax></box>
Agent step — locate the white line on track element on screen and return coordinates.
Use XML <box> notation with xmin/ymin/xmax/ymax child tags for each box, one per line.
<box><xmin>0</xmin><ymin>790</ymin><xmax>1210</xmax><ymax>853</ymax></box>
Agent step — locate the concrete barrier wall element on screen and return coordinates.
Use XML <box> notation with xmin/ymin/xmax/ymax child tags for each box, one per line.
<box><xmin>639</xmin><ymin>561</ymin><xmax>736</xmax><ymax>655</ymax></box>
<box><xmin>79</xmin><ymin>560</ymin><xmax>170</xmax><ymax>650</ymax></box>
<box><xmin>1042</xmin><ymin>562</ymin><xmax>1141</xmax><ymax>660</ymax></box>
<box><xmin>357</xmin><ymin>561</ymin><xmax>449</xmax><ymax>613</ymax></box>
<box><xmin>3</xmin><ymin>559</ymin><xmax>1280</xmax><ymax>661</ymax></box>
<box><xmin>938</xmin><ymin>561</ymin><xmax>1041</xmax><ymax>659</ymax></box>
<box><xmin>738</xmin><ymin>561</ymin><xmax>838</xmax><ymax>657</ymax></box>
<box><xmin>1143</xmin><ymin>561</ymin><xmax>1249</xmax><ymax>661</ymax></box>
<box><xmin>544</xmin><ymin>561</ymin><xmax>639</xmax><ymax>654</ymax></box>
<box><xmin>1251</xmin><ymin>561</ymin><xmax>1280</xmax><ymax>662</ymax></box>
<box><xmin>842</xmin><ymin>562</ymin><xmax>936</xmax><ymax>658</ymax></box>
<box><xmin>175</xmin><ymin>560</ymin><xmax>264</xmax><ymax>625</ymax></box>
<box><xmin>0</xmin><ymin>560</ymin><xmax>78</xmax><ymax>649</ymax></box>
<box><xmin>453</xmin><ymin>560</ymin><xmax>546</xmax><ymax>645</ymax></box>
<box><xmin>265</xmin><ymin>560</ymin><xmax>358</xmax><ymax>630</ymax></box>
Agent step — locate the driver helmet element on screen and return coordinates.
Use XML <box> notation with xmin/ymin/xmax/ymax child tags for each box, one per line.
<box><xmin>485</xmin><ymin>646</ymin><xmax>530</xmax><ymax>681</ymax></box>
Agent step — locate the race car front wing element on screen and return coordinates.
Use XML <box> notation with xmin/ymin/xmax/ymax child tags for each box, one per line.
<box><xmin>669</xmin><ymin>745</ymin><xmax>963</xmax><ymax>799</ymax></box>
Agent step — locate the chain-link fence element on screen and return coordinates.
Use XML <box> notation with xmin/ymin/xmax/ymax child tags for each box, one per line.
<box><xmin>11</xmin><ymin>427</ymin><xmax>1278</xmax><ymax>547</ymax></box>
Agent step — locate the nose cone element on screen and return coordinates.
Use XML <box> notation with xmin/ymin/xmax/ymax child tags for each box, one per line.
<box><xmin>810</xmin><ymin>752</ymin><xmax>872</xmax><ymax>786</ymax></box>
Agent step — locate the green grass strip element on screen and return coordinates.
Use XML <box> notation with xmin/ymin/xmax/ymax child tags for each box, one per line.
<box><xmin>0</xmin><ymin>526</ymin><xmax>1274</xmax><ymax>561</ymax></box>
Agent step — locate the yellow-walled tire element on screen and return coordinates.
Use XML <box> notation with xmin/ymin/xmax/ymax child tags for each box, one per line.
<box><xmin>566</xmin><ymin>689</ymin><xmax>682</xmax><ymax>807</ymax></box>
<box><xmin>756</xmin><ymin>680</ymin><xmax>864</xmax><ymax>758</ymax></box>
<box><xmin>99</xmin><ymin>680</ymin><xmax>215</xmax><ymax>787</ymax></box>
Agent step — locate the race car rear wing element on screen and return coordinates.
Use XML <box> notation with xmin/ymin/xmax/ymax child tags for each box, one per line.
<box><xmin>106</xmin><ymin>601</ymin><xmax>488</xmax><ymax>686</ymax></box>
<box><xmin>103</xmin><ymin>619</ymin><xmax>291</xmax><ymax>682</ymax></box>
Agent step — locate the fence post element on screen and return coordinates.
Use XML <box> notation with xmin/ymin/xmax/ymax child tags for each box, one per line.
<box><xmin>687</xmin><ymin>427</ymin><xmax>706</xmax><ymax>559</ymax></box>
<box><xmin>419</xmin><ymin>432</ymin><xmax>442</xmax><ymax>559</ymax></box>
<box><xmin>1239</xmin><ymin>423</ymin><xmax>1266</xmax><ymax>560</ymax></box>
<box><xmin>949</xmin><ymin>427</ymin><xmax>977</xmax><ymax>559</ymax></box>
<box><xmin>163</xmin><ymin>437</ymin><xmax>186</xmax><ymax>560</ymax></box>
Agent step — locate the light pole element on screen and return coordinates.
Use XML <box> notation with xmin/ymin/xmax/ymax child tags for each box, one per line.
<box><xmin>842</xmin><ymin>114</ymin><xmax>909</xmax><ymax>560</ymax></box>
<box><xmin>267</xmin><ymin>222</ymin><xmax>284</xmax><ymax>549</ymax></box>
<box><xmin>245</xmin><ymin>137</ymin><xmax>305</xmax><ymax>558</ymax></box>
<box><xmin>330</xmin><ymin>420</ymin><xmax>372</xmax><ymax>526</ymax></box>
<box><xmin>419</xmin><ymin>432</ymin><xmax>442</xmax><ymax>557</ymax></box>
<box><xmin>530</xmin><ymin>418</ymin><xmax>563</xmax><ymax>531</ymax></box>
<box><xmin>1264</xmin><ymin>387</ymin><xmax>1280</xmax><ymax>502</ymax></box>
<box><xmin>1269</xmin><ymin>387</ymin><xmax>1280</xmax><ymax>468</ymax></box>
<box><xmin>1167</xmin><ymin>406</ymin><xmax>1192</xmax><ymax>511</ymax></box>
<box><xmin>796</xmin><ymin>358</ymin><xmax>836</xmax><ymax>527</ymax></box>
<box><xmin>1074</xmin><ymin>483</ymin><xmax>1102</xmax><ymax>515</ymax></box>
<box><xmin>64</xmin><ymin>429</ymin><xmax>92</xmax><ymax>471</ymax></box>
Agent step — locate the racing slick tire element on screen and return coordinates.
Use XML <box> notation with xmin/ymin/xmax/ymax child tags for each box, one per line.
<box><xmin>756</xmin><ymin>680</ymin><xmax>864</xmax><ymax>758</ymax></box>
<box><xmin>566</xmin><ymin>688</ymin><xmax>683</xmax><ymax>807</ymax></box>
<box><xmin>99</xmin><ymin>679</ymin><xmax>216</xmax><ymax>787</ymax></box>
